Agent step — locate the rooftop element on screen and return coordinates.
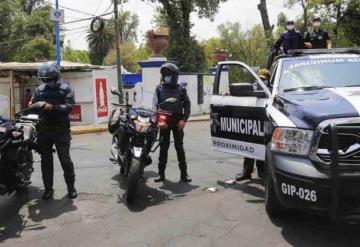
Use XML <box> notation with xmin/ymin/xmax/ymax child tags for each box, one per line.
<box><xmin>0</xmin><ymin>61</ymin><xmax>102</xmax><ymax>72</ymax></box>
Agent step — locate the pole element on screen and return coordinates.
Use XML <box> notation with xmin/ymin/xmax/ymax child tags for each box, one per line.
<box><xmin>114</xmin><ymin>0</ymin><xmax>123</xmax><ymax>103</ymax></box>
<box><xmin>55</xmin><ymin>0</ymin><xmax>61</xmax><ymax>66</ymax></box>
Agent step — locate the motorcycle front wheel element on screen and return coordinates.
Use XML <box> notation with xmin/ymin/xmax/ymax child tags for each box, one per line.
<box><xmin>126</xmin><ymin>158</ymin><xmax>141</xmax><ymax>204</ymax></box>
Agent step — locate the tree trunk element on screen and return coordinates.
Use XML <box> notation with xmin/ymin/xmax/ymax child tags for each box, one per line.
<box><xmin>334</xmin><ymin>1</ymin><xmax>342</xmax><ymax>41</ymax></box>
<box><xmin>302</xmin><ymin>0</ymin><xmax>308</xmax><ymax>35</ymax></box>
<box><xmin>257</xmin><ymin>0</ymin><xmax>273</xmax><ymax>48</ymax></box>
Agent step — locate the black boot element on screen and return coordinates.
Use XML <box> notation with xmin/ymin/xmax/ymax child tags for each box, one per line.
<box><xmin>67</xmin><ymin>183</ymin><xmax>78</xmax><ymax>199</ymax></box>
<box><xmin>180</xmin><ymin>168</ymin><xmax>192</xmax><ymax>183</ymax></box>
<box><xmin>154</xmin><ymin>170</ymin><xmax>165</xmax><ymax>183</ymax></box>
<box><xmin>181</xmin><ymin>173</ymin><xmax>192</xmax><ymax>183</ymax></box>
<box><xmin>236</xmin><ymin>158</ymin><xmax>254</xmax><ymax>181</ymax></box>
<box><xmin>42</xmin><ymin>188</ymin><xmax>54</xmax><ymax>200</ymax></box>
<box><xmin>235</xmin><ymin>172</ymin><xmax>251</xmax><ymax>181</ymax></box>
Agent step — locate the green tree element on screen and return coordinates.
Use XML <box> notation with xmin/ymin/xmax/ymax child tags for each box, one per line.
<box><xmin>217</xmin><ymin>23</ymin><xmax>268</xmax><ymax>67</ymax></box>
<box><xmin>258</xmin><ymin>0</ymin><xmax>274</xmax><ymax>48</ymax></box>
<box><xmin>201</xmin><ymin>38</ymin><xmax>222</xmax><ymax>69</ymax></box>
<box><xmin>87</xmin><ymin>21</ymin><xmax>115</xmax><ymax>65</ymax></box>
<box><xmin>116</xmin><ymin>10</ymin><xmax>139</xmax><ymax>43</ymax></box>
<box><xmin>63</xmin><ymin>44</ymin><xmax>91</xmax><ymax>64</ymax></box>
<box><xmin>0</xmin><ymin>1</ymin><xmax>55</xmax><ymax>62</ymax></box>
<box><xmin>340</xmin><ymin>0</ymin><xmax>360</xmax><ymax>46</ymax></box>
<box><xmin>104</xmin><ymin>42</ymin><xmax>152</xmax><ymax>72</ymax></box>
<box><xmin>87</xmin><ymin>10</ymin><xmax>139</xmax><ymax>65</ymax></box>
<box><xmin>16</xmin><ymin>37</ymin><xmax>55</xmax><ymax>62</ymax></box>
<box><xmin>145</xmin><ymin>0</ymin><xmax>228</xmax><ymax>72</ymax></box>
<box><xmin>20</xmin><ymin>0</ymin><xmax>45</xmax><ymax>15</ymax></box>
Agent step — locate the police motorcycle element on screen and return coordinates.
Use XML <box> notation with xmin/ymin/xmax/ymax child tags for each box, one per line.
<box><xmin>109</xmin><ymin>87</ymin><xmax>176</xmax><ymax>204</ymax></box>
<box><xmin>0</xmin><ymin>102</ymin><xmax>45</xmax><ymax>196</ymax></box>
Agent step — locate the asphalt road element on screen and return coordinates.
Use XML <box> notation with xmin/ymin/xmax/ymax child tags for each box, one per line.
<box><xmin>1</xmin><ymin>122</ymin><xmax>360</xmax><ymax>247</ymax></box>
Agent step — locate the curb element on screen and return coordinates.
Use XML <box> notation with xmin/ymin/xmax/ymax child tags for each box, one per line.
<box><xmin>71</xmin><ymin>126</ymin><xmax>108</xmax><ymax>135</ymax></box>
<box><xmin>71</xmin><ymin>117</ymin><xmax>210</xmax><ymax>135</ymax></box>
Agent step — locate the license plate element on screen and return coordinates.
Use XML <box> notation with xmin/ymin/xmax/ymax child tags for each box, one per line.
<box><xmin>281</xmin><ymin>183</ymin><xmax>318</xmax><ymax>202</ymax></box>
<box><xmin>133</xmin><ymin>147</ymin><xmax>142</xmax><ymax>158</ymax></box>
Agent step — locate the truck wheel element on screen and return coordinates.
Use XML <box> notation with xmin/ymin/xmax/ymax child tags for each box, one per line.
<box><xmin>126</xmin><ymin>158</ymin><xmax>140</xmax><ymax>204</ymax></box>
<box><xmin>265</xmin><ymin>149</ymin><xmax>287</xmax><ymax>216</ymax></box>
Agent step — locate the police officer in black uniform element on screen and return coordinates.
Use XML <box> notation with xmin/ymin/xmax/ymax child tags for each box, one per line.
<box><xmin>305</xmin><ymin>17</ymin><xmax>332</xmax><ymax>49</ymax></box>
<box><xmin>32</xmin><ymin>63</ymin><xmax>77</xmax><ymax>200</ymax></box>
<box><xmin>274</xmin><ymin>20</ymin><xmax>304</xmax><ymax>54</ymax></box>
<box><xmin>152</xmin><ymin>63</ymin><xmax>192</xmax><ymax>183</ymax></box>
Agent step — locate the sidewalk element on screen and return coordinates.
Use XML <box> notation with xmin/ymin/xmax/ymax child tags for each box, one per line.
<box><xmin>71</xmin><ymin>114</ymin><xmax>210</xmax><ymax>135</ymax></box>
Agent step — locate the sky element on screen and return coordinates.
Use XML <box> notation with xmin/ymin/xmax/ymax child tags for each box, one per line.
<box><xmin>56</xmin><ymin>0</ymin><xmax>302</xmax><ymax>50</ymax></box>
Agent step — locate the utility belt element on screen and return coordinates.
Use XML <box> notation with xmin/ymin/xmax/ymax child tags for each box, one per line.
<box><xmin>39</xmin><ymin>122</ymin><xmax>71</xmax><ymax>134</ymax></box>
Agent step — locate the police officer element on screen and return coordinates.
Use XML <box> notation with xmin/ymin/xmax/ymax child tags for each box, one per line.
<box><xmin>152</xmin><ymin>63</ymin><xmax>192</xmax><ymax>183</ymax></box>
<box><xmin>32</xmin><ymin>63</ymin><xmax>77</xmax><ymax>200</ymax></box>
<box><xmin>305</xmin><ymin>17</ymin><xmax>332</xmax><ymax>49</ymax></box>
<box><xmin>236</xmin><ymin>69</ymin><xmax>270</xmax><ymax>181</ymax></box>
<box><xmin>274</xmin><ymin>20</ymin><xmax>304</xmax><ymax>54</ymax></box>
<box><xmin>258</xmin><ymin>69</ymin><xmax>271</xmax><ymax>87</ymax></box>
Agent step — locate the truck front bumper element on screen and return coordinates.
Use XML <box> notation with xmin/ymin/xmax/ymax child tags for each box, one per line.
<box><xmin>270</xmin><ymin>152</ymin><xmax>360</xmax><ymax>217</ymax></box>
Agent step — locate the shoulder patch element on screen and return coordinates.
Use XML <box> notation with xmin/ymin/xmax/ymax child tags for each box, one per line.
<box><xmin>38</xmin><ymin>84</ymin><xmax>46</xmax><ymax>91</ymax></box>
<box><xmin>59</xmin><ymin>83</ymin><xmax>69</xmax><ymax>91</ymax></box>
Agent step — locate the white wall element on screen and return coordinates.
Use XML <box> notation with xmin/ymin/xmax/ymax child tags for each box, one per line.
<box><xmin>127</xmin><ymin>68</ymin><xmax>230</xmax><ymax>116</ymax></box>
<box><xmin>142</xmin><ymin>67</ymin><xmax>162</xmax><ymax>109</ymax></box>
<box><xmin>62</xmin><ymin>71</ymin><xmax>94</xmax><ymax>125</ymax></box>
<box><xmin>0</xmin><ymin>76</ymin><xmax>11</xmax><ymax>118</ymax></box>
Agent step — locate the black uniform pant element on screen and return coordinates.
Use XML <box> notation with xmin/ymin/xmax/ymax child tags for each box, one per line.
<box><xmin>158</xmin><ymin>122</ymin><xmax>187</xmax><ymax>174</ymax></box>
<box><xmin>243</xmin><ymin>158</ymin><xmax>264</xmax><ymax>175</ymax></box>
<box><xmin>39</xmin><ymin>131</ymin><xmax>75</xmax><ymax>190</ymax></box>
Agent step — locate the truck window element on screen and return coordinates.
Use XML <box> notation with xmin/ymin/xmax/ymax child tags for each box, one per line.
<box><xmin>221</xmin><ymin>65</ymin><xmax>256</xmax><ymax>97</ymax></box>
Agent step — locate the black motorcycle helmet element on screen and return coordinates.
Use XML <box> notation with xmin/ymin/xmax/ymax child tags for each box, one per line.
<box><xmin>160</xmin><ymin>63</ymin><xmax>179</xmax><ymax>85</ymax></box>
<box><xmin>37</xmin><ymin>63</ymin><xmax>61</xmax><ymax>84</ymax></box>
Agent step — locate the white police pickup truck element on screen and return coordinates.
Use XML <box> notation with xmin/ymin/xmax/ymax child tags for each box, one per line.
<box><xmin>210</xmin><ymin>48</ymin><xmax>360</xmax><ymax>220</ymax></box>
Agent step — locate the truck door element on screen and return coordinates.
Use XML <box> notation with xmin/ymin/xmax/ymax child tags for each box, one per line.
<box><xmin>210</xmin><ymin>62</ymin><xmax>271</xmax><ymax>161</ymax></box>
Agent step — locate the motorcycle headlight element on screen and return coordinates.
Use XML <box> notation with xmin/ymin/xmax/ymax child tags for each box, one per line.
<box><xmin>133</xmin><ymin>120</ymin><xmax>152</xmax><ymax>133</ymax></box>
<box><xmin>271</xmin><ymin>128</ymin><xmax>314</xmax><ymax>155</ymax></box>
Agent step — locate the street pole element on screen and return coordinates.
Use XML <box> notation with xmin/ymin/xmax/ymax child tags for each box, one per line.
<box><xmin>114</xmin><ymin>0</ymin><xmax>123</xmax><ymax>103</ymax></box>
<box><xmin>55</xmin><ymin>0</ymin><xmax>61</xmax><ymax>66</ymax></box>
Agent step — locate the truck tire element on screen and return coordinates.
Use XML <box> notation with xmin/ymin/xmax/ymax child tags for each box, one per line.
<box><xmin>126</xmin><ymin>158</ymin><xmax>140</xmax><ymax>204</ymax></box>
<box><xmin>265</xmin><ymin>147</ymin><xmax>288</xmax><ymax>216</ymax></box>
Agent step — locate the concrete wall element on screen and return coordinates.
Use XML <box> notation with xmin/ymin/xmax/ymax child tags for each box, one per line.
<box><xmin>62</xmin><ymin>71</ymin><xmax>95</xmax><ymax>125</ymax></box>
<box><xmin>0</xmin><ymin>76</ymin><xmax>11</xmax><ymax>118</ymax></box>
<box><xmin>126</xmin><ymin>69</ymin><xmax>229</xmax><ymax>116</ymax></box>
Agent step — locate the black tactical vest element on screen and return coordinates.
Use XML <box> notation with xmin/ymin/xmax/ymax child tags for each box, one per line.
<box><xmin>157</xmin><ymin>84</ymin><xmax>184</xmax><ymax>119</ymax></box>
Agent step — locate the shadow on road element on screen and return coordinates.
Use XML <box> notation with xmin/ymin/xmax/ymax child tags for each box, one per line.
<box><xmin>218</xmin><ymin>179</ymin><xmax>360</xmax><ymax>246</ymax></box>
<box><xmin>27</xmin><ymin>196</ymin><xmax>77</xmax><ymax>223</ymax></box>
<box><xmin>217</xmin><ymin>179</ymin><xmax>265</xmax><ymax>203</ymax></box>
<box><xmin>0</xmin><ymin>186</ymin><xmax>77</xmax><ymax>243</ymax></box>
<box><xmin>112</xmin><ymin>170</ymin><xmax>198</xmax><ymax>212</ymax></box>
<box><xmin>270</xmin><ymin>212</ymin><xmax>360</xmax><ymax>247</ymax></box>
<box><xmin>159</xmin><ymin>180</ymin><xmax>199</xmax><ymax>199</ymax></box>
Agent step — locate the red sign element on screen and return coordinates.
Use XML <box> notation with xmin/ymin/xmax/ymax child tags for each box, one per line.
<box><xmin>95</xmin><ymin>78</ymin><xmax>109</xmax><ymax>118</ymax></box>
<box><xmin>70</xmin><ymin>105</ymin><xmax>82</xmax><ymax>122</ymax></box>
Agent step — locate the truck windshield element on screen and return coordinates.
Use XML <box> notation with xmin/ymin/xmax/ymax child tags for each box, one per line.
<box><xmin>279</xmin><ymin>56</ymin><xmax>360</xmax><ymax>92</ymax></box>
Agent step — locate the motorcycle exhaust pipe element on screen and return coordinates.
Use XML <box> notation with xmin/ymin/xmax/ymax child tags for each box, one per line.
<box><xmin>0</xmin><ymin>184</ymin><xmax>7</xmax><ymax>195</ymax></box>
